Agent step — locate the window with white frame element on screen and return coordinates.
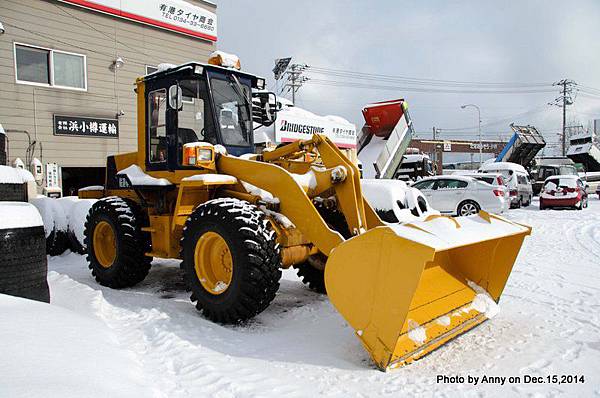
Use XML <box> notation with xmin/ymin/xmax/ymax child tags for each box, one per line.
<box><xmin>14</xmin><ymin>43</ymin><xmax>86</xmax><ymax>90</ymax></box>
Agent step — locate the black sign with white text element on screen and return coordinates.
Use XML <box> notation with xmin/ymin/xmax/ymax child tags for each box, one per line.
<box><xmin>53</xmin><ymin>115</ymin><xmax>119</xmax><ymax>138</ymax></box>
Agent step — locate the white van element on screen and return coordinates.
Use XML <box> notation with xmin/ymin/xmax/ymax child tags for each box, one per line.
<box><xmin>479</xmin><ymin>162</ymin><xmax>533</xmax><ymax>208</ymax></box>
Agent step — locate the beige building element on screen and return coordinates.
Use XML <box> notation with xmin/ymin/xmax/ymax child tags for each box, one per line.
<box><xmin>0</xmin><ymin>0</ymin><xmax>217</xmax><ymax>193</ymax></box>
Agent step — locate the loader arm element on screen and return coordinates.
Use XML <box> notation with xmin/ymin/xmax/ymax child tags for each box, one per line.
<box><xmin>217</xmin><ymin>155</ymin><xmax>344</xmax><ymax>255</ymax></box>
<box><xmin>218</xmin><ymin>134</ymin><xmax>381</xmax><ymax>255</ymax></box>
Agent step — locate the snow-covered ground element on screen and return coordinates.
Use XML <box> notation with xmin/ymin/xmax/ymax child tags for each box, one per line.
<box><xmin>3</xmin><ymin>198</ymin><xmax>600</xmax><ymax>397</ymax></box>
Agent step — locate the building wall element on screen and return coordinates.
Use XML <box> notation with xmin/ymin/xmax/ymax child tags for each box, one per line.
<box><xmin>0</xmin><ymin>0</ymin><xmax>216</xmax><ymax>168</ymax></box>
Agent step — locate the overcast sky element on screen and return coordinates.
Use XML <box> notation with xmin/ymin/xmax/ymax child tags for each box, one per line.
<box><xmin>214</xmin><ymin>0</ymin><xmax>600</xmax><ymax>152</ymax></box>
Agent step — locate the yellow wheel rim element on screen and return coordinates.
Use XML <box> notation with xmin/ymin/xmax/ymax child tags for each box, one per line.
<box><xmin>194</xmin><ymin>231</ymin><xmax>233</xmax><ymax>295</ymax></box>
<box><xmin>93</xmin><ymin>221</ymin><xmax>117</xmax><ymax>268</ymax></box>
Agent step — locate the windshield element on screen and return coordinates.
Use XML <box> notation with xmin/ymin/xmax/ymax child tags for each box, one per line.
<box><xmin>559</xmin><ymin>166</ymin><xmax>578</xmax><ymax>175</ymax></box>
<box><xmin>210</xmin><ymin>74</ymin><xmax>252</xmax><ymax>147</ymax></box>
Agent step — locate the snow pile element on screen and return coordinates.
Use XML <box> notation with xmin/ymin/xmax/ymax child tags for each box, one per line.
<box><xmin>241</xmin><ymin>181</ymin><xmax>280</xmax><ymax>204</ymax></box>
<box><xmin>291</xmin><ymin>169</ymin><xmax>317</xmax><ymax>191</ymax></box>
<box><xmin>78</xmin><ymin>185</ymin><xmax>103</xmax><ymax>192</ymax></box>
<box><xmin>466</xmin><ymin>280</ymin><xmax>500</xmax><ymax>319</ymax></box>
<box><xmin>209</xmin><ymin>50</ymin><xmax>241</xmax><ymax>69</ymax></box>
<box><xmin>259</xmin><ymin>205</ymin><xmax>295</xmax><ymax>229</ymax></box>
<box><xmin>29</xmin><ymin>200</ymin><xmax>599</xmax><ymax>395</ymax></box>
<box><xmin>0</xmin><ymin>202</ymin><xmax>43</xmax><ymax>229</ymax></box>
<box><xmin>67</xmin><ymin>199</ymin><xmax>97</xmax><ymax>249</ymax></box>
<box><xmin>361</xmin><ymin>179</ymin><xmax>437</xmax><ymax>223</ymax></box>
<box><xmin>407</xmin><ymin>319</ymin><xmax>427</xmax><ymax>345</ymax></box>
<box><xmin>0</xmin><ymin>292</ymin><xmax>151</xmax><ymax>398</ymax></box>
<box><xmin>544</xmin><ymin>181</ymin><xmax>557</xmax><ymax>192</ymax></box>
<box><xmin>0</xmin><ymin>165</ymin><xmax>34</xmax><ymax>184</ymax></box>
<box><xmin>436</xmin><ymin>315</ymin><xmax>451</xmax><ymax>326</ymax></box>
<box><xmin>402</xmin><ymin>153</ymin><xmax>429</xmax><ymax>163</ymax></box>
<box><xmin>541</xmin><ymin>179</ymin><xmax>579</xmax><ymax>199</ymax></box>
<box><xmin>30</xmin><ymin>196</ymin><xmax>68</xmax><ymax>238</ymax></box>
<box><xmin>389</xmin><ymin>212</ymin><xmax>529</xmax><ymax>251</ymax></box>
<box><xmin>117</xmin><ymin>165</ymin><xmax>171</xmax><ymax>186</ymax></box>
<box><xmin>182</xmin><ymin>174</ymin><xmax>237</xmax><ymax>184</ymax></box>
<box><xmin>30</xmin><ymin>196</ymin><xmax>96</xmax><ymax>251</ymax></box>
<box><xmin>156</xmin><ymin>63</ymin><xmax>176</xmax><ymax>73</ymax></box>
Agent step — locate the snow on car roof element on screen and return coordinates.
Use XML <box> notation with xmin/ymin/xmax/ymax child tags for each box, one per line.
<box><xmin>480</xmin><ymin>162</ymin><xmax>527</xmax><ymax>173</ymax></box>
<box><xmin>415</xmin><ymin>175</ymin><xmax>475</xmax><ymax>182</ymax></box>
<box><xmin>544</xmin><ymin>174</ymin><xmax>579</xmax><ymax>181</ymax></box>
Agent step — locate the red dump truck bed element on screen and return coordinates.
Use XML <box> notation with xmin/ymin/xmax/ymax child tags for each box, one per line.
<box><xmin>361</xmin><ymin>99</ymin><xmax>405</xmax><ymax>138</ymax></box>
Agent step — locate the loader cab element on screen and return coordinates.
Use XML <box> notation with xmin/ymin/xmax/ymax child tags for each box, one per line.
<box><xmin>141</xmin><ymin>62</ymin><xmax>275</xmax><ymax>171</ymax></box>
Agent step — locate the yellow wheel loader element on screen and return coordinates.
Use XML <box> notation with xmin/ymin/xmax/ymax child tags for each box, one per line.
<box><xmin>80</xmin><ymin>57</ymin><xmax>531</xmax><ymax>371</ymax></box>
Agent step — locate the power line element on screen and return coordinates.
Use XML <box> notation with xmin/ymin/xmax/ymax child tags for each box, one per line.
<box><xmin>52</xmin><ymin>3</ymin><xmax>152</xmax><ymax>60</ymax></box>
<box><xmin>305</xmin><ymin>79</ymin><xmax>556</xmax><ymax>95</ymax></box>
<box><xmin>436</xmin><ymin>105</ymin><xmax>551</xmax><ymax>131</ymax></box>
<box><xmin>306</xmin><ymin>65</ymin><xmax>553</xmax><ymax>88</ymax></box>
<box><xmin>3</xmin><ymin>21</ymin><xmax>149</xmax><ymax>68</ymax></box>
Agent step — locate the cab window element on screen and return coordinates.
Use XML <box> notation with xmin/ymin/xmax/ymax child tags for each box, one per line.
<box><xmin>148</xmin><ymin>89</ymin><xmax>167</xmax><ymax>163</ymax></box>
<box><xmin>176</xmin><ymin>79</ymin><xmax>217</xmax><ymax>164</ymax></box>
<box><xmin>210</xmin><ymin>76</ymin><xmax>252</xmax><ymax>147</ymax></box>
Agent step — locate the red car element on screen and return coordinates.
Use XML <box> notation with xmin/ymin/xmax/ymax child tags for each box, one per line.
<box><xmin>539</xmin><ymin>175</ymin><xmax>588</xmax><ymax>210</ymax></box>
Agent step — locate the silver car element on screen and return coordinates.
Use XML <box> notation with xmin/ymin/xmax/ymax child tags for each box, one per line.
<box><xmin>412</xmin><ymin>175</ymin><xmax>507</xmax><ymax>216</ymax></box>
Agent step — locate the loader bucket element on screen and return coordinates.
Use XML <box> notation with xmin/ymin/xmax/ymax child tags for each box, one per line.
<box><xmin>324</xmin><ymin>212</ymin><xmax>531</xmax><ymax>371</ymax></box>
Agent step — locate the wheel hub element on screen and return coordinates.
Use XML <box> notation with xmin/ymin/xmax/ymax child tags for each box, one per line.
<box><xmin>93</xmin><ymin>221</ymin><xmax>116</xmax><ymax>268</ymax></box>
<box><xmin>194</xmin><ymin>231</ymin><xmax>233</xmax><ymax>295</ymax></box>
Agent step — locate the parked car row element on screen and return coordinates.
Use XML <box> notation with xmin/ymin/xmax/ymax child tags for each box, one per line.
<box><xmin>407</xmin><ymin>160</ymin><xmax>595</xmax><ymax>216</ymax></box>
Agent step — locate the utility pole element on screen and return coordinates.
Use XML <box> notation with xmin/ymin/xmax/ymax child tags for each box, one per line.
<box><xmin>283</xmin><ymin>64</ymin><xmax>309</xmax><ymax>105</ymax></box>
<box><xmin>432</xmin><ymin>127</ymin><xmax>437</xmax><ymax>168</ymax></box>
<box><xmin>461</xmin><ymin>104</ymin><xmax>482</xmax><ymax>165</ymax></box>
<box><xmin>550</xmin><ymin>79</ymin><xmax>576</xmax><ymax>156</ymax></box>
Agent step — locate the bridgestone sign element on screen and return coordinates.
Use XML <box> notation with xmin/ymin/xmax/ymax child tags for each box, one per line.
<box><xmin>275</xmin><ymin>115</ymin><xmax>356</xmax><ymax>149</ymax></box>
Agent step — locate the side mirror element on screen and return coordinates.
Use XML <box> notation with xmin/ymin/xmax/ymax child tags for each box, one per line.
<box><xmin>252</xmin><ymin>91</ymin><xmax>277</xmax><ymax>127</ymax></box>
<box><xmin>168</xmin><ymin>85</ymin><xmax>183</xmax><ymax>111</ymax></box>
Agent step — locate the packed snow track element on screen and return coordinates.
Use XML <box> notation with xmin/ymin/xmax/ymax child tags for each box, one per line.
<box><xmin>3</xmin><ymin>198</ymin><xmax>600</xmax><ymax>397</ymax></box>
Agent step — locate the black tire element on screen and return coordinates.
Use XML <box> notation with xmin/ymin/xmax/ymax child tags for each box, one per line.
<box><xmin>0</xmin><ymin>226</ymin><xmax>49</xmax><ymax>303</ymax></box>
<box><xmin>293</xmin><ymin>201</ymin><xmax>351</xmax><ymax>294</ymax></box>
<box><xmin>181</xmin><ymin>198</ymin><xmax>282</xmax><ymax>324</ymax></box>
<box><xmin>67</xmin><ymin>230</ymin><xmax>86</xmax><ymax>254</ymax></box>
<box><xmin>46</xmin><ymin>229</ymin><xmax>69</xmax><ymax>256</ymax></box>
<box><xmin>84</xmin><ymin>197</ymin><xmax>152</xmax><ymax>288</ymax></box>
<box><xmin>457</xmin><ymin>200</ymin><xmax>481</xmax><ymax>216</ymax></box>
<box><xmin>0</xmin><ymin>183</ymin><xmax>27</xmax><ymax>202</ymax></box>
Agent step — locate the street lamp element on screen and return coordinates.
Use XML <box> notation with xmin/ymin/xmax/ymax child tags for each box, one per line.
<box><xmin>461</xmin><ymin>104</ymin><xmax>482</xmax><ymax>165</ymax></box>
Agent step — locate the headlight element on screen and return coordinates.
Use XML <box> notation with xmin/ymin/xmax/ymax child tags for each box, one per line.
<box><xmin>182</xmin><ymin>143</ymin><xmax>216</xmax><ymax>170</ymax></box>
<box><xmin>198</xmin><ymin>148</ymin><xmax>214</xmax><ymax>161</ymax></box>
<box><xmin>256</xmin><ymin>78</ymin><xmax>266</xmax><ymax>90</ymax></box>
